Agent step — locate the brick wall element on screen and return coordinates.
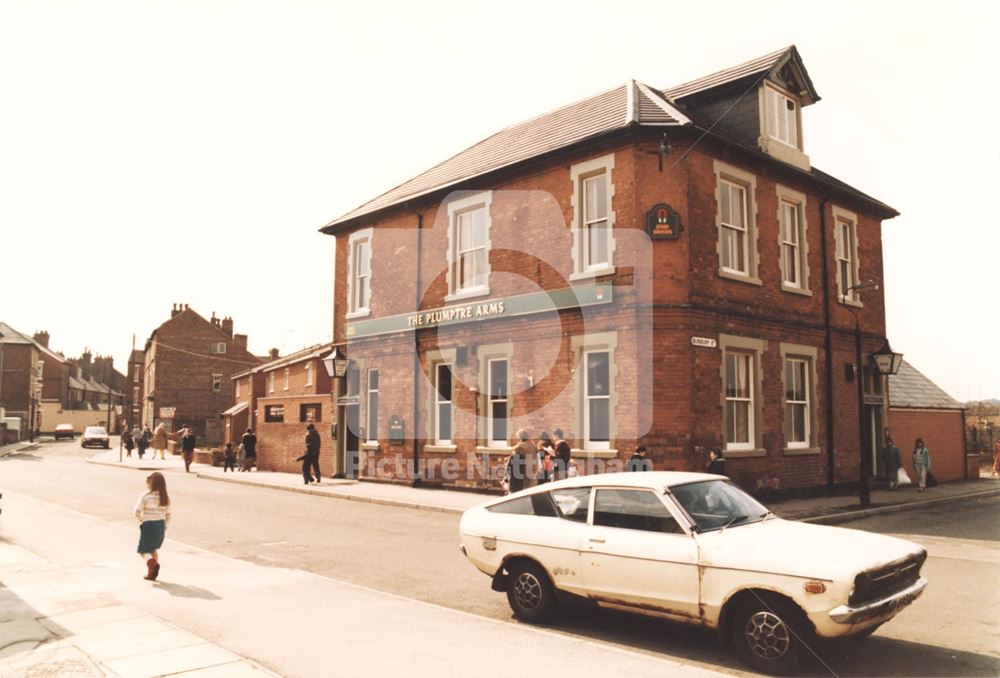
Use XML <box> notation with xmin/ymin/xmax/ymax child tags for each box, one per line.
<box><xmin>888</xmin><ymin>408</ymin><xmax>967</xmax><ymax>482</ymax></box>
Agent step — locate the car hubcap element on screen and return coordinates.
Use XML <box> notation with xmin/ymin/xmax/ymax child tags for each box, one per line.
<box><xmin>745</xmin><ymin>611</ymin><xmax>791</xmax><ymax>660</ymax></box>
<box><xmin>513</xmin><ymin>573</ymin><xmax>542</xmax><ymax>610</ymax></box>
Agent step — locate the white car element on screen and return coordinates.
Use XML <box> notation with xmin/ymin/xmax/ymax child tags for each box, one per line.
<box><xmin>81</xmin><ymin>426</ymin><xmax>110</xmax><ymax>449</ymax></box>
<box><xmin>459</xmin><ymin>472</ymin><xmax>927</xmax><ymax>674</ymax></box>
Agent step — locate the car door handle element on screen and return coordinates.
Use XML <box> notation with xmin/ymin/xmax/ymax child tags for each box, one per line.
<box><xmin>589</xmin><ymin>538</ymin><xmax>606</xmax><ymax>543</ymax></box>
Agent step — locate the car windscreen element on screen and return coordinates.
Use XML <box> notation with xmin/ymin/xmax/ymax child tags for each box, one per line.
<box><xmin>85</xmin><ymin>427</ymin><xmax>107</xmax><ymax>435</ymax></box>
<box><xmin>669</xmin><ymin>480</ymin><xmax>768</xmax><ymax>532</ymax></box>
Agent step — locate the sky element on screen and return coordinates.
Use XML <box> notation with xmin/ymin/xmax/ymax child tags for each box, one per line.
<box><xmin>1</xmin><ymin>0</ymin><xmax>998</xmax><ymax>401</ymax></box>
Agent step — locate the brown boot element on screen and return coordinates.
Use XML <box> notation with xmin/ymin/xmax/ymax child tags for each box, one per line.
<box><xmin>144</xmin><ymin>558</ymin><xmax>156</xmax><ymax>580</ymax></box>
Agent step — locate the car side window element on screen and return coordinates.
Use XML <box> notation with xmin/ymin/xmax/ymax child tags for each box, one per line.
<box><xmin>594</xmin><ymin>489</ymin><xmax>683</xmax><ymax>534</ymax></box>
<box><xmin>549</xmin><ymin>487</ymin><xmax>591</xmax><ymax>523</ymax></box>
<box><xmin>488</xmin><ymin>493</ymin><xmax>559</xmax><ymax>517</ymax></box>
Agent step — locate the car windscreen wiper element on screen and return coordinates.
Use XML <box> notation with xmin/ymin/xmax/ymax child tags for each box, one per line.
<box><xmin>719</xmin><ymin>514</ymin><xmax>748</xmax><ymax>534</ymax></box>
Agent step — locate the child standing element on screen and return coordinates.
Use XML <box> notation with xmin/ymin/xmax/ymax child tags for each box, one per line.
<box><xmin>134</xmin><ymin>472</ymin><xmax>170</xmax><ymax>581</ymax></box>
<box><xmin>223</xmin><ymin>442</ymin><xmax>236</xmax><ymax>472</ymax></box>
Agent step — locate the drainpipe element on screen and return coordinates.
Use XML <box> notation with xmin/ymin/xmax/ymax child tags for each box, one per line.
<box><xmin>407</xmin><ymin>204</ymin><xmax>424</xmax><ymax>486</ymax></box>
<box><xmin>961</xmin><ymin>408</ymin><xmax>969</xmax><ymax>480</ymax></box>
<box><xmin>819</xmin><ymin>196</ymin><xmax>837</xmax><ymax>492</ymax></box>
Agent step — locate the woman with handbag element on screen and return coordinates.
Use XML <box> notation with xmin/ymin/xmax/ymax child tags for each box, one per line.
<box><xmin>912</xmin><ymin>438</ymin><xmax>931</xmax><ymax>492</ymax></box>
<box><xmin>882</xmin><ymin>437</ymin><xmax>902</xmax><ymax>490</ymax></box>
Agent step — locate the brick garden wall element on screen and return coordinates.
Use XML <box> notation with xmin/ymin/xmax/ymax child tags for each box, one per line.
<box><xmin>888</xmin><ymin>408</ymin><xmax>967</xmax><ymax>482</ymax></box>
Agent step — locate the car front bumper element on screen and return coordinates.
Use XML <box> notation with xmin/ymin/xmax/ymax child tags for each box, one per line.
<box><xmin>828</xmin><ymin>577</ymin><xmax>927</xmax><ymax>625</ymax></box>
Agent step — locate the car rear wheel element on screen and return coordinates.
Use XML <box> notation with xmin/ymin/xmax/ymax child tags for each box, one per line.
<box><xmin>731</xmin><ymin>595</ymin><xmax>812</xmax><ymax>675</ymax></box>
<box><xmin>505</xmin><ymin>561</ymin><xmax>556</xmax><ymax>623</ymax></box>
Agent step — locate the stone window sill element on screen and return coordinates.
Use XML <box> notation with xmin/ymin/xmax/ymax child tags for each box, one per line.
<box><xmin>783</xmin><ymin>446</ymin><xmax>821</xmax><ymax>456</ymax></box>
<box><xmin>571</xmin><ymin>448</ymin><xmax>618</xmax><ymax>459</ymax></box>
<box><xmin>423</xmin><ymin>444</ymin><xmax>457</xmax><ymax>454</ymax></box>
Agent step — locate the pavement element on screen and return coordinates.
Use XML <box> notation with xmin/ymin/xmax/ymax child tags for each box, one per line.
<box><xmin>86</xmin><ymin>448</ymin><xmax>1000</xmax><ymax>524</ymax></box>
<box><xmin>0</xmin><ymin>492</ymin><xmax>730</xmax><ymax>678</ymax></box>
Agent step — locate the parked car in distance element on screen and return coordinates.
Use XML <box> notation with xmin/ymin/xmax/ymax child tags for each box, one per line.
<box><xmin>53</xmin><ymin>423</ymin><xmax>75</xmax><ymax>440</ymax></box>
<box><xmin>80</xmin><ymin>426</ymin><xmax>110</xmax><ymax>449</ymax></box>
<box><xmin>459</xmin><ymin>472</ymin><xmax>928</xmax><ymax>675</ymax></box>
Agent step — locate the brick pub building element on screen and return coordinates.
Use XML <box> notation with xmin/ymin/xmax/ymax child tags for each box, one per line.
<box><xmin>319</xmin><ymin>47</ymin><xmax>902</xmax><ymax>495</ymax></box>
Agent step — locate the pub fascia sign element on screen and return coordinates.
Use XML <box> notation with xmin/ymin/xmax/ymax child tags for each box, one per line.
<box><xmin>347</xmin><ymin>282</ymin><xmax>612</xmax><ymax>339</ymax></box>
<box><xmin>407</xmin><ymin>300</ymin><xmax>506</xmax><ymax>328</ymax></box>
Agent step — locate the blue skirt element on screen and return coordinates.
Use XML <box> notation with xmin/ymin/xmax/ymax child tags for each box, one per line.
<box><xmin>137</xmin><ymin>520</ymin><xmax>165</xmax><ymax>554</ymax></box>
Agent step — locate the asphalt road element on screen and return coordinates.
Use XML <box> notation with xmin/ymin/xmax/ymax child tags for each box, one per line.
<box><xmin>2</xmin><ymin>439</ymin><xmax>998</xmax><ymax>677</ymax></box>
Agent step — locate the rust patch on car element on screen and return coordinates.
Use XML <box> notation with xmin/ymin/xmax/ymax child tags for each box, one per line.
<box><xmin>594</xmin><ymin>596</ymin><xmax>700</xmax><ymax>621</ymax></box>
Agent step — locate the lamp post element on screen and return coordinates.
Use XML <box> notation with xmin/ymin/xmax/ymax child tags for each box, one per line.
<box><xmin>321</xmin><ymin>347</ymin><xmax>350</xmax><ymax>477</ymax></box>
<box><xmin>842</xmin><ymin>280</ymin><xmax>879</xmax><ymax>507</ymax></box>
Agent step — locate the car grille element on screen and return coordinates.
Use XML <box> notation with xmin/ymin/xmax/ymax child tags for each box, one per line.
<box><xmin>849</xmin><ymin>551</ymin><xmax>926</xmax><ymax>606</ymax></box>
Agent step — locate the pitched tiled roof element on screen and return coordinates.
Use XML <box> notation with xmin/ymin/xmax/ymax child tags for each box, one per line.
<box><xmin>663</xmin><ymin>45</ymin><xmax>819</xmax><ymax>105</ymax></box>
<box><xmin>0</xmin><ymin>322</ymin><xmax>67</xmax><ymax>364</ymax></box>
<box><xmin>322</xmin><ymin>81</ymin><xmax>688</xmax><ymax>230</ymax></box>
<box><xmin>889</xmin><ymin>360</ymin><xmax>964</xmax><ymax>410</ymax></box>
<box><xmin>233</xmin><ymin>343</ymin><xmax>333</xmax><ymax>379</ymax></box>
<box><xmin>664</xmin><ymin>46</ymin><xmax>792</xmax><ymax>100</ymax></box>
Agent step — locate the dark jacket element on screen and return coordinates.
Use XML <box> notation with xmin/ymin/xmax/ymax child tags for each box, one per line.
<box><xmin>882</xmin><ymin>444</ymin><xmax>902</xmax><ymax>477</ymax></box>
<box><xmin>706</xmin><ymin>458</ymin><xmax>727</xmax><ymax>476</ymax></box>
<box><xmin>507</xmin><ymin>441</ymin><xmax>537</xmax><ymax>493</ymax></box>
<box><xmin>626</xmin><ymin>454</ymin><xmax>652</xmax><ymax>472</ymax></box>
<box><xmin>241</xmin><ymin>432</ymin><xmax>257</xmax><ymax>457</ymax></box>
<box><xmin>181</xmin><ymin>433</ymin><xmax>196</xmax><ymax>454</ymax></box>
<box><xmin>305</xmin><ymin>429</ymin><xmax>321</xmax><ymax>455</ymax></box>
<box><xmin>554</xmin><ymin>440</ymin><xmax>571</xmax><ymax>464</ymax></box>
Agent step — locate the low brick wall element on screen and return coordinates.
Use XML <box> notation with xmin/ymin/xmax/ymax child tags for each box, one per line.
<box><xmin>888</xmin><ymin>408</ymin><xmax>966</xmax><ymax>481</ymax></box>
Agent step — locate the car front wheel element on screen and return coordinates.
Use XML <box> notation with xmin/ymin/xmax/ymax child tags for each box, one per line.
<box><xmin>505</xmin><ymin>561</ymin><xmax>556</xmax><ymax>623</ymax></box>
<box><xmin>731</xmin><ymin>595</ymin><xmax>812</xmax><ymax>675</ymax></box>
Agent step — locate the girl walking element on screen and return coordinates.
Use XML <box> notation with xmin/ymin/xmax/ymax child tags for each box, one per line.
<box><xmin>912</xmin><ymin>438</ymin><xmax>931</xmax><ymax>492</ymax></box>
<box><xmin>134</xmin><ymin>472</ymin><xmax>170</xmax><ymax>581</ymax></box>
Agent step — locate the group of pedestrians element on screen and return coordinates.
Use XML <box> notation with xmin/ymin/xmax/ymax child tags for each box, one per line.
<box><xmin>882</xmin><ymin>436</ymin><xmax>933</xmax><ymax>491</ymax></box>
<box><xmin>222</xmin><ymin>428</ymin><xmax>257</xmax><ymax>472</ymax></box>
<box><xmin>122</xmin><ymin>422</ymin><xmax>174</xmax><ymax>461</ymax></box>
<box><xmin>504</xmin><ymin>428</ymin><xmax>572</xmax><ymax>493</ymax></box>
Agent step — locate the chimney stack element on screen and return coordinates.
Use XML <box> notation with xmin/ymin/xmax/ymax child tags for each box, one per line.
<box><xmin>33</xmin><ymin>331</ymin><xmax>50</xmax><ymax>348</ymax></box>
<box><xmin>211</xmin><ymin>311</ymin><xmax>220</xmax><ymax>327</ymax></box>
<box><xmin>234</xmin><ymin>334</ymin><xmax>248</xmax><ymax>352</ymax></box>
<box><xmin>171</xmin><ymin>303</ymin><xmax>182</xmax><ymax>318</ymax></box>
<box><xmin>269</xmin><ymin>348</ymin><xmax>280</xmax><ymax>361</ymax></box>
<box><xmin>221</xmin><ymin>316</ymin><xmax>234</xmax><ymax>338</ymax></box>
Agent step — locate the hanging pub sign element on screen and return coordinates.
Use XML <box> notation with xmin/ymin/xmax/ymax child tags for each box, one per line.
<box><xmin>646</xmin><ymin>203</ymin><xmax>682</xmax><ymax>240</ymax></box>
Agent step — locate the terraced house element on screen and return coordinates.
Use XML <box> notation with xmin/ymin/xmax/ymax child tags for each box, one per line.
<box><xmin>318</xmin><ymin>46</ymin><xmax>900</xmax><ymax>494</ymax></box>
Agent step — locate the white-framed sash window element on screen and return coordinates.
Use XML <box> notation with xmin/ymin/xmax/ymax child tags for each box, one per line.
<box><xmin>833</xmin><ymin>206</ymin><xmax>862</xmax><ymax>304</ymax></box>
<box><xmin>347</xmin><ymin>227</ymin><xmax>374</xmax><ymax>317</ymax></box>
<box><xmin>570</xmin><ymin>154</ymin><xmax>616</xmax><ymax>279</ymax></box>
<box><xmin>446</xmin><ymin>192</ymin><xmax>492</xmax><ymax>300</ymax></box>
<box><xmin>765</xmin><ymin>85</ymin><xmax>799</xmax><ymax>148</ymax></box>
<box><xmin>487</xmin><ymin>358</ymin><xmax>508</xmax><ymax>447</ymax></box>
<box><xmin>781</xmin><ymin>200</ymin><xmax>802</xmax><ymax>287</ymax></box>
<box><xmin>584</xmin><ymin>350</ymin><xmax>611</xmax><ymax>450</ymax></box>
<box><xmin>720</xmin><ymin>179</ymin><xmax>749</xmax><ymax>274</ymax></box>
<box><xmin>724</xmin><ymin>351</ymin><xmax>754</xmax><ymax>451</ymax></box>
<box><xmin>784</xmin><ymin>357</ymin><xmax>810</xmax><ymax>448</ymax></box>
<box><xmin>434</xmin><ymin>363</ymin><xmax>453</xmax><ymax>445</ymax></box>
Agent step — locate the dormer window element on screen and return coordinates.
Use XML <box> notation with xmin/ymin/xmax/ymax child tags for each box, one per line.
<box><xmin>765</xmin><ymin>85</ymin><xmax>799</xmax><ymax>148</ymax></box>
